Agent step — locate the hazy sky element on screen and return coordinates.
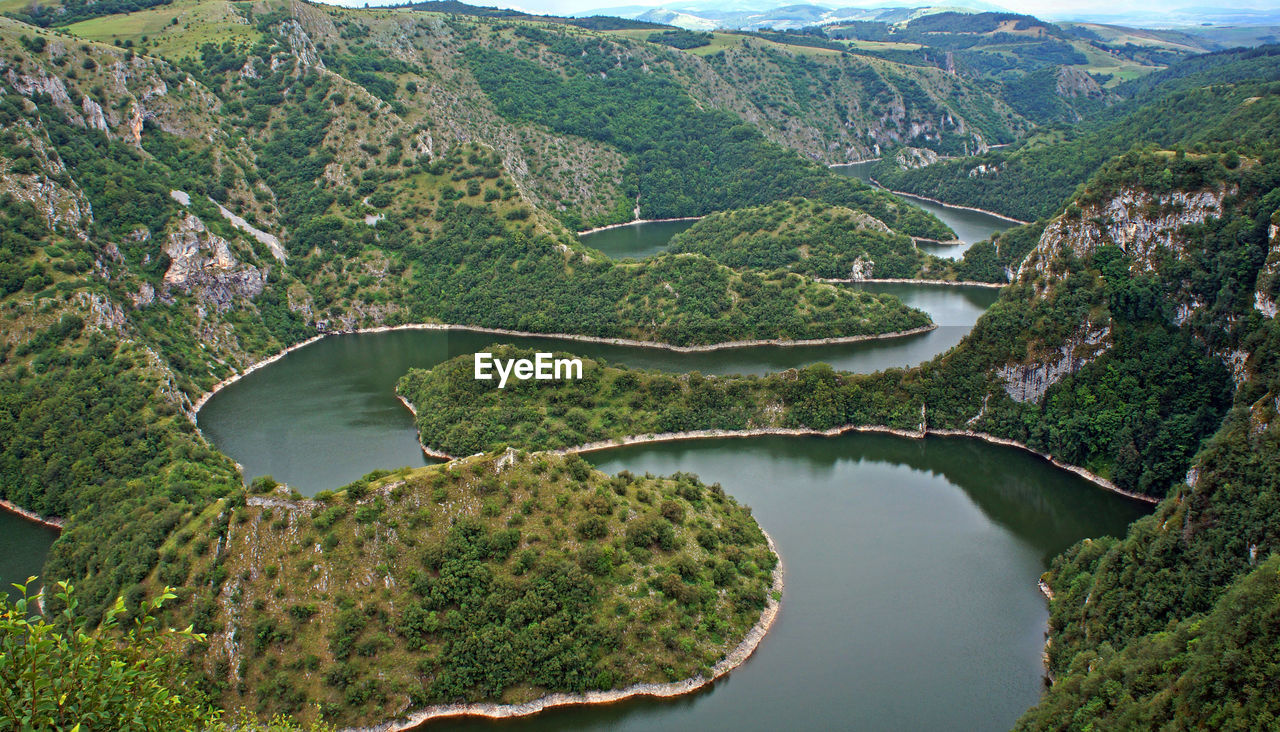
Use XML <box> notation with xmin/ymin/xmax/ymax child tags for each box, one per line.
<box><xmin>324</xmin><ymin>0</ymin><xmax>1280</xmax><ymax>24</ymax></box>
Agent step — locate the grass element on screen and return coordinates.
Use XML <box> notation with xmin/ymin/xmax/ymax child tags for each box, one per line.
<box><xmin>63</xmin><ymin>0</ymin><xmax>260</xmax><ymax>59</ymax></box>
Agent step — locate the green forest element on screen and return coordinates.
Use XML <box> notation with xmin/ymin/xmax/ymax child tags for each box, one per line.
<box><xmin>1</xmin><ymin>0</ymin><xmax>1280</xmax><ymax>729</ymax></box>
<box><xmin>666</xmin><ymin>197</ymin><xmax>980</xmax><ymax>281</ymax></box>
<box><xmin>150</xmin><ymin>453</ymin><xmax>777</xmax><ymax>725</ymax></box>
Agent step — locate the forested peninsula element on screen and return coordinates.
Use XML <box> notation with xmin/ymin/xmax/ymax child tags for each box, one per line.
<box><xmin>2</xmin><ymin>0</ymin><xmax>1280</xmax><ymax>729</ymax></box>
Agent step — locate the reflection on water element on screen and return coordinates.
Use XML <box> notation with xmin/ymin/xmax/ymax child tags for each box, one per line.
<box><xmin>578</xmin><ymin>166</ymin><xmax>1020</xmax><ymax>262</ymax></box>
<box><xmin>425</xmin><ymin>434</ymin><xmax>1148</xmax><ymax>732</ymax></box>
<box><xmin>578</xmin><ymin>219</ymin><xmax>698</xmax><ymax>259</ymax></box>
<box><xmin>0</xmin><ymin>510</ymin><xmax>59</xmax><ymax>602</ymax></box>
<box><xmin>198</xmin><ymin>284</ymin><xmax>995</xmax><ymax>494</ymax></box>
<box><xmin>831</xmin><ymin>162</ymin><xmax>1019</xmax><ymax>258</ymax></box>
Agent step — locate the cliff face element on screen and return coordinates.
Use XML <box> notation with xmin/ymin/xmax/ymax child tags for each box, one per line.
<box><xmin>161</xmin><ymin>214</ymin><xmax>266</xmax><ymax>310</ymax></box>
<box><xmin>996</xmin><ymin>324</ymin><xmax>1111</xmax><ymax>403</ymax></box>
<box><xmin>676</xmin><ymin>41</ymin><xmax>1025</xmax><ymax>164</ymax></box>
<box><xmin>1021</xmin><ymin>185</ymin><xmax>1231</xmax><ymax>278</ymax></box>
<box><xmin>1255</xmin><ymin>212</ymin><xmax>1280</xmax><ymax>318</ymax></box>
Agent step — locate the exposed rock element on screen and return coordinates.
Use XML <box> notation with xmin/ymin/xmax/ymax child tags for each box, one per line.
<box><xmin>72</xmin><ymin>291</ymin><xmax>129</xmax><ymax>333</ymax></box>
<box><xmin>997</xmin><ymin>324</ymin><xmax>1111</xmax><ymax>403</ymax></box>
<box><xmin>210</xmin><ymin>199</ymin><xmax>287</xmax><ymax>262</ymax></box>
<box><xmin>847</xmin><ymin>256</ymin><xmax>874</xmax><ymax>281</ymax></box>
<box><xmin>81</xmin><ymin>96</ymin><xmax>108</xmax><ymax>131</ymax></box>
<box><xmin>1023</xmin><ymin>185</ymin><xmax>1232</xmax><ymax>278</ymax></box>
<box><xmin>1055</xmin><ymin>67</ymin><xmax>1110</xmax><ymax>105</ymax></box>
<box><xmin>162</xmin><ymin>213</ymin><xmax>265</xmax><ymax>310</ymax></box>
<box><xmin>130</xmin><ymin>282</ymin><xmax>156</xmax><ymax>308</ymax></box>
<box><xmin>277</xmin><ymin>19</ymin><xmax>326</xmax><ymax>70</ymax></box>
<box><xmin>1254</xmin><ymin>216</ymin><xmax>1279</xmax><ymax>318</ymax></box>
<box><xmin>894</xmin><ymin>147</ymin><xmax>940</xmax><ymax>170</ymax></box>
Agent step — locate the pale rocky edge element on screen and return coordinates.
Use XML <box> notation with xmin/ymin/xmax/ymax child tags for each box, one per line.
<box><xmin>394</xmin><ymin>393</ymin><xmax>1156</xmax><ymax>506</ymax></box>
<box><xmin>341</xmin><ymin>532</ymin><xmax>784</xmax><ymax>732</ymax></box>
<box><xmin>576</xmin><ymin>216</ymin><xmax>705</xmax><ymax>236</ymax></box>
<box><xmin>189</xmin><ymin>322</ymin><xmax>938</xmax><ymax>414</ymax></box>
<box><xmin>817</xmin><ymin>277</ymin><xmax>1004</xmax><ymax>289</ymax></box>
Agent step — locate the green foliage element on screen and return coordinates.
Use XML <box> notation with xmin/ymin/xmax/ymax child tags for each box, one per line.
<box><xmin>154</xmin><ymin>454</ymin><xmax>775</xmax><ymax>725</ymax></box>
<box><xmin>464</xmin><ymin>42</ymin><xmax>952</xmax><ymax>238</ymax></box>
<box><xmin>877</xmin><ymin>67</ymin><xmax>1280</xmax><ymax>220</ymax></box>
<box><xmin>402</xmin><ymin>194</ymin><xmax>931</xmax><ymax>346</ymax></box>
<box><xmin>0</xmin><ymin>579</ymin><xmax>213</xmax><ymax>730</ymax></box>
<box><xmin>1020</xmin><ymin>554</ymin><xmax>1280</xmax><ymax>729</ymax></box>
<box><xmin>646</xmin><ymin>29</ymin><xmax>711</xmax><ymax>50</ymax></box>
<box><xmin>668</xmin><ymin>198</ymin><xmax>969</xmax><ymax>281</ymax></box>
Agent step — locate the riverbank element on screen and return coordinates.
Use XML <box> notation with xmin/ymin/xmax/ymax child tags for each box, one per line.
<box><xmin>408</xmin><ymin>423</ymin><xmax>1156</xmax><ymax>505</ymax></box>
<box><xmin>553</xmin><ymin>426</ymin><xmax>1155</xmax><ymax>504</ymax></box>
<box><xmin>818</xmin><ymin>277</ymin><xmax>1005</xmax><ymax>289</ymax></box>
<box><xmin>192</xmin><ymin>322</ymin><xmax>939</xmax><ymax>419</ymax></box>
<box><xmin>868</xmin><ymin>178</ymin><xmax>1029</xmax><ymax>225</ymax></box>
<box><xmin>577</xmin><ymin>216</ymin><xmax>704</xmax><ymax>236</ymax></box>
<box><xmin>346</xmin><ymin>529</ymin><xmax>784</xmax><ymax>732</ymax></box>
<box><xmin>0</xmin><ymin>498</ymin><xmax>64</xmax><ymax>530</ymax></box>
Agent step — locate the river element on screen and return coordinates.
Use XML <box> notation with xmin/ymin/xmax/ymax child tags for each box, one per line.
<box><xmin>831</xmin><ymin>161</ymin><xmax>1019</xmax><ymax>259</ymax></box>
<box><xmin>189</xmin><ymin>283</ymin><xmax>1148</xmax><ymax>731</ymax></box>
<box><xmin>2</xmin><ymin>188</ymin><xmax>1141</xmax><ymax>731</ymax></box>
<box><xmin>578</xmin><ymin>164</ymin><xmax>1017</xmax><ymax>261</ymax></box>
<box><xmin>0</xmin><ymin>509</ymin><xmax>59</xmax><ymax>602</ymax></box>
<box><xmin>196</xmin><ymin>283</ymin><xmax>997</xmax><ymax>493</ymax></box>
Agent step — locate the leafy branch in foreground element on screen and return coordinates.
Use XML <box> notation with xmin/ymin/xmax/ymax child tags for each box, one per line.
<box><xmin>0</xmin><ymin>579</ymin><xmax>328</xmax><ymax>731</ymax></box>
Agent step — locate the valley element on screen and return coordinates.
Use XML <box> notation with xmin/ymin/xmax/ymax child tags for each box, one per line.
<box><xmin>1</xmin><ymin>1</ymin><xmax>1279</xmax><ymax>730</ymax></box>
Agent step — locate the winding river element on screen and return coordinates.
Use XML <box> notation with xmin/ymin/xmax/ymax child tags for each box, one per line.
<box><xmin>190</xmin><ymin>281</ymin><xmax>1146</xmax><ymax>731</ymax></box>
<box><xmin>0</xmin><ymin>186</ymin><xmax>1148</xmax><ymax>731</ymax></box>
<box><xmin>579</xmin><ymin>163</ymin><xmax>1018</xmax><ymax>261</ymax></box>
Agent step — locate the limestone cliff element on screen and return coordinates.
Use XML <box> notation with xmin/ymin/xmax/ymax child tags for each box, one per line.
<box><xmin>161</xmin><ymin>213</ymin><xmax>266</xmax><ymax>310</ymax></box>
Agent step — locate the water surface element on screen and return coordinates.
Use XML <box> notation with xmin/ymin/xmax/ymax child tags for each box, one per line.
<box><xmin>579</xmin><ymin>219</ymin><xmax>697</xmax><ymax>259</ymax></box>
<box><xmin>427</xmin><ymin>434</ymin><xmax>1148</xmax><ymax>731</ymax></box>
<box><xmin>0</xmin><ymin>510</ymin><xmax>59</xmax><ymax>602</ymax></box>
<box><xmin>832</xmin><ymin>162</ymin><xmax>1018</xmax><ymax>258</ymax></box>
<box><xmin>198</xmin><ymin>284</ymin><xmax>995</xmax><ymax>494</ymax></box>
<box><xmin>578</xmin><ymin>167</ymin><xmax>1018</xmax><ymax>262</ymax></box>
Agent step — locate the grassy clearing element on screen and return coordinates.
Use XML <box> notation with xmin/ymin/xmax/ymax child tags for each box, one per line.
<box><xmin>63</xmin><ymin>0</ymin><xmax>260</xmax><ymax>59</ymax></box>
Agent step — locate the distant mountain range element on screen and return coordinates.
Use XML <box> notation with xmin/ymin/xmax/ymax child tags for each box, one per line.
<box><xmin>579</xmin><ymin>1</ymin><xmax>1280</xmax><ymax>33</ymax></box>
<box><xmin>584</xmin><ymin>3</ymin><xmax>1009</xmax><ymax>31</ymax></box>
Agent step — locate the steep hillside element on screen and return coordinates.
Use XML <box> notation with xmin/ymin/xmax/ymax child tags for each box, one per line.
<box><xmin>873</xmin><ymin>46</ymin><xmax>1280</xmax><ymax>219</ymax></box>
<box><xmin>0</xmin><ymin>3</ymin><xmax>942</xmax><ymax>630</ymax></box>
<box><xmin>405</xmin><ymin>149</ymin><xmax>1280</xmax><ymax>730</ymax></box>
<box><xmin>147</xmin><ymin>451</ymin><xmax>779</xmax><ymax>726</ymax></box>
<box><xmin>666</xmin><ymin>197</ymin><xmax>974</xmax><ymax>282</ymax></box>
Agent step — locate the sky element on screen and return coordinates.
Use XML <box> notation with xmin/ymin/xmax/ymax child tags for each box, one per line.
<box><xmin>322</xmin><ymin>0</ymin><xmax>1280</xmax><ymax>25</ymax></box>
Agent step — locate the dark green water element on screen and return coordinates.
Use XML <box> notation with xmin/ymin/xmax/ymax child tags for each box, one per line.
<box><xmin>428</xmin><ymin>435</ymin><xmax>1146</xmax><ymax>731</ymax></box>
<box><xmin>577</xmin><ymin>166</ymin><xmax>1018</xmax><ymax>262</ymax></box>
<box><xmin>0</xmin><ymin>510</ymin><xmax>59</xmax><ymax>602</ymax></box>
<box><xmin>578</xmin><ymin>219</ymin><xmax>697</xmax><ymax>259</ymax></box>
<box><xmin>190</xmin><ymin>280</ymin><xmax>1152</xmax><ymax>730</ymax></box>
<box><xmin>197</xmin><ymin>283</ymin><xmax>996</xmax><ymax>494</ymax></box>
<box><xmin>831</xmin><ymin>161</ymin><xmax>1019</xmax><ymax>259</ymax></box>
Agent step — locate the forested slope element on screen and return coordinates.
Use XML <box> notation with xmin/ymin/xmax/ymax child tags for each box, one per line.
<box><xmin>873</xmin><ymin>46</ymin><xmax>1280</xmax><ymax>220</ymax></box>
<box><xmin>405</xmin><ymin>149</ymin><xmax>1280</xmax><ymax>728</ymax></box>
<box><xmin>0</xmin><ymin>3</ymin><xmax>945</xmax><ymax>631</ymax></box>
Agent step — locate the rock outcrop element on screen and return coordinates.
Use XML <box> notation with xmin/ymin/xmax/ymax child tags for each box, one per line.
<box><xmin>162</xmin><ymin>214</ymin><xmax>265</xmax><ymax>310</ymax></box>
<box><xmin>1023</xmin><ymin>185</ymin><xmax>1232</xmax><ymax>278</ymax></box>
<box><xmin>1255</xmin><ymin>213</ymin><xmax>1279</xmax><ymax>318</ymax></box>
<box><xmin>894</xmin><ymin>146</ymin><xmax>940</xmax><ymax>170</ymax></box>
<box><xmin>997</xmin><ymin>324</ymin><xmax>1111</xmax><ymax>403</ymax></box>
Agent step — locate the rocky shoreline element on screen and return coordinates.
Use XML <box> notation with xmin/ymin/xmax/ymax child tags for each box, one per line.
<box><xmin>345</xmin><ymin>529</ymin><xmax>785</xmax><ymax>732</ymax></box>
<box><xmin>409</xmin><ymin>424</ymin><xmax>1156</xmax><ymax>506</ymax></box>
<box><xmin>818</xmin><ymin>276</ymin><xmax>1005</xmax><ymax>289</ymax></box>
<box><xmin>576</xmin><ymin>216</ymin><xmax>704</xmax><ymax>236</ymax></box>
<box><xmin>191</xmin><ymin>322</ymin><xmax>939</xmax><ymax>420</ymax></box>
<box><xmin>868</xmin><ymin>178</ymin><xmax>1029</xmax><ymax>224</ymax></box>
<box><xmin>0</xmin><ymin>498</ymin><xmax>64</xmax><ymax>530</ymax></box>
